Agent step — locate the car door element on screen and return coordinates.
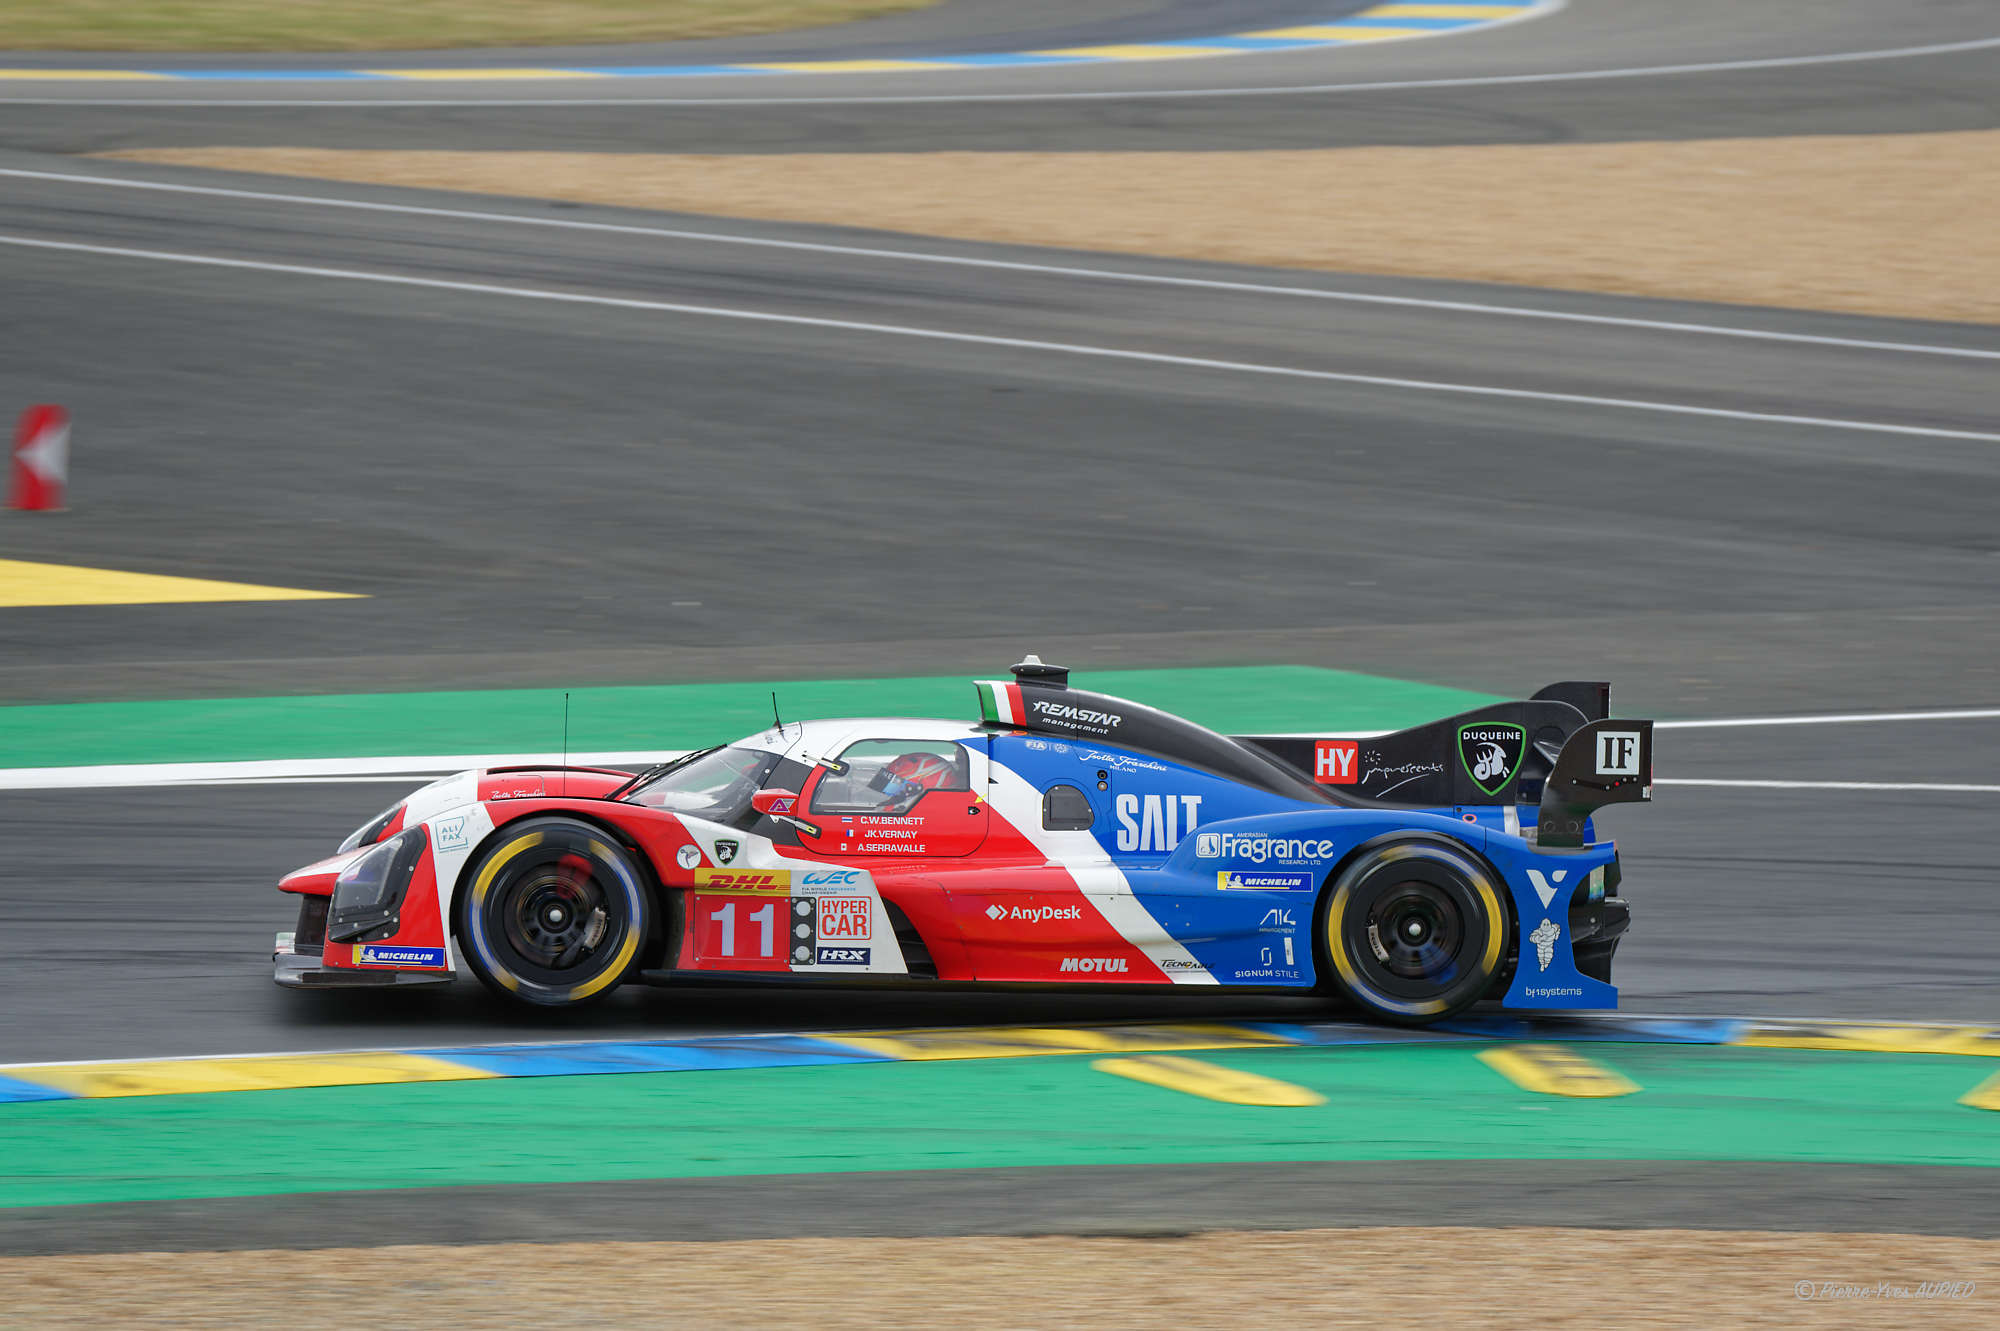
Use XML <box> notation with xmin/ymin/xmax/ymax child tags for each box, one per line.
<box><xmin>794</xmin><ymin>734</ymin><xmax>989</xmax><ymax>859</ymax></box>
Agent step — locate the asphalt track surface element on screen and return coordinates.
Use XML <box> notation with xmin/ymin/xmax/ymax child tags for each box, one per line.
<box><xmin>1</xmin><ymin>0</ymin><xmax>1997</xmax><ymax>1242</ymax></box>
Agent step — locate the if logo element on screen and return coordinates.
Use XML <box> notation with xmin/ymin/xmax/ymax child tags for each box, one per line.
<box><xmin>1595</xmin><ymin>731</ymin><xmax>1641</xmax><ymax>777</ymax></box>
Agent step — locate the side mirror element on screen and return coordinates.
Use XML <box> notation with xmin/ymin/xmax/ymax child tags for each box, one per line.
<box><xmin>751</xmin><ymin>789</ymin><xmax>800</xmax><ymax>817</ymax></box>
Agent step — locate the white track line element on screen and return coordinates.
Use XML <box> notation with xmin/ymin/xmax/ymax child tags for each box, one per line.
<box><xmin>0</xmin><ymin>750</ymin><xmax>683</xmax><ymax>791</ymax></box>
<box><xmin>1658</xmin><ymin>707</ymin><xmax>2000</xmax><ymax>729</ymax></box>
<box><xmin>1659</xmin><ymin>778</ymin><xmax>2000</xmax><ymax>793</ymax></box>
<box><xmin>2</xmin><ymin>167</ymin><xmax>1987</xmax><ymax>362</ymax></box>
<box><xmin>4</xmin><ymin>30</ymin><xmax>1994</xmax><ymax>107</ymax></box>
<box><xmin>5</xmin><ymin>233</ymin><xmax>1994</xmax><ymax>443</ymax></box>
<box><xmin>6</xmin><ymin>707</ymin><xmax>1999</xmax><ymax>790</ymax></box>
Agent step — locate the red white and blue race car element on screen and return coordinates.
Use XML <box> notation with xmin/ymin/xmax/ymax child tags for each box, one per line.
<box><xmin>274</xmin><ymin>659</ymin><xmax>1652</xmax><ymax>1024</ymax></box>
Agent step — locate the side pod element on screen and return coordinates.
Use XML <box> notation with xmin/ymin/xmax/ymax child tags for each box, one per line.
<box><xmin>1537</xmin><ymin>719</ymin><xmax>1654</xmax><ymax>848</ymax></box>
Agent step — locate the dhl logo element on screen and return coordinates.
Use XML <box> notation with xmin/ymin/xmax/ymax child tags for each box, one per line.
<box><xmin>693</xmin><ymin>869</ymin><xmax>792</xmax><ymax>895</ymax></box>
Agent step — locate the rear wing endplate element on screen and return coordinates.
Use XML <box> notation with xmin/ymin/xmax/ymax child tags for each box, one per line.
<box><xmin>1536</xmin><ymin>719</ymin><xmax>1655</xmax><ymax>848</ymax></box>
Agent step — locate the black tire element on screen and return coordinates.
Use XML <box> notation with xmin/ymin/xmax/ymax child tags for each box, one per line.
<box><xmin>458</xmin><ymin>817</ymin><xmax>651</xmax><ymax>1007</ymax></box>
<box><xmin>1316</xmin><ymin>834</ymin><xmax>1509</xmax><ymax>1025</ymax></box>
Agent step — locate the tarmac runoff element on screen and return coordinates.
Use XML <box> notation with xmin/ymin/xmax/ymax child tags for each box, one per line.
<box><xmin>0</xmin><ymin>1016</ymin><xmax>1995</xmax><ymax>1221</ymax></box>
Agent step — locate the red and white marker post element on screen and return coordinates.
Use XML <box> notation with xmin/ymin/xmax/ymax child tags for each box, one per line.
<box><xmin>9</xmin><ymin>405</ymin><xmax>69</xmax><ymax>511</ymax></box>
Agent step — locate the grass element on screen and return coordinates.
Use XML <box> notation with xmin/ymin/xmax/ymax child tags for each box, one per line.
<box><xmin>0</xmin><ymin>1</ymin><xmax>941</xmax><ymax>53</ymax></box>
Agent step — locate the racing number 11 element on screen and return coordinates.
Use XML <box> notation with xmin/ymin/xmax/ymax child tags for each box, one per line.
<box><xmin>709</xmin><ymin>901</ymin><xmax>775</xmax><ymax>958</ymax></box>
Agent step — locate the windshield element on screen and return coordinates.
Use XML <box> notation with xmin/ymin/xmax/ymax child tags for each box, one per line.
<box><xmin>621</xmin><ymin>746</ymin><xmax>780</xmax><ymax>822</ymax></box>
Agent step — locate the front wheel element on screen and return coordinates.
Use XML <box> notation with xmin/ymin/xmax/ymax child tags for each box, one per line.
<box><xmin>1317</xmin><ymin>835</ymin><xmax>1508</xmax><ymax>1025</ymax></box>
<box><xmin>458</xmin><ymin>818</ymin><xmax>652</xmax><ymax>1007</ymax></box>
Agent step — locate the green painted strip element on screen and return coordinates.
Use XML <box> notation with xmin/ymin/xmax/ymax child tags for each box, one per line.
<box><xmin>2</xmin><ymin>1045</ymin><xmax>1992</xmax><ymax>1209</ymax></box>
<box><xmin>0</xmin><ymin>667</ymin><xmax>1499</xmax><ymax>770</ymax></box>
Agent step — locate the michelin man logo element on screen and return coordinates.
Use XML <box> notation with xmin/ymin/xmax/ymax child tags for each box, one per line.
<box><xmin>1529</xmin><ymin>917</ymin><xmax>1560</xmax><ymax>972</ymax></box>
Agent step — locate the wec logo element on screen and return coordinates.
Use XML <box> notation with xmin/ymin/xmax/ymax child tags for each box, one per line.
<box><xmin>1058</xmin><ymin>957</ymin><xmax>1128</xmax><ymax>973</ymax></box>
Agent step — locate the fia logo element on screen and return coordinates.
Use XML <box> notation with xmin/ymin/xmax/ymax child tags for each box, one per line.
<box><xmin>1114</xmin><ymin>794</ymin><xmax>1202</xmax><ymax>852</ymax></box>
<box><xmin>1595</xmin><ymin>730</ymin><xmax>1641</xmax><ymax>777</ymax></box>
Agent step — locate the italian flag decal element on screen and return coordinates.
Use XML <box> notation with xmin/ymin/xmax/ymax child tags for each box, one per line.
<box><xmin>976</xmin><ymin>680</ymin><xmax>1025</xmax><ymax>726</ymax></box>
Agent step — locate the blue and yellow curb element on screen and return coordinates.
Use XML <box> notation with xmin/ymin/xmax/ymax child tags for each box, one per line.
<box><xmin>3</xmin><ymin>1014</ymin><xmax>1995</xmax><ymax>1105</ymax></box>
<box><xmin>0</xmin><ymin>3</ymin><xmax>1546</xmax><ymax>83</ymax></box>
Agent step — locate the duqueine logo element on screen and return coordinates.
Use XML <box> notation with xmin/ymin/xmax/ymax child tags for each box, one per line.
<box><xmin>1457</xmin><ymin>723</ymin><xmax>1525</xmax><ymax>797</ymax></box>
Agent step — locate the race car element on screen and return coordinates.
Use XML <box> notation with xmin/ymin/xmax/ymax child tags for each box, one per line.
<box><xmin>273</xmin><ymin>658</ymin><xmax>1652</xmax><ymax>1024</ymax></box>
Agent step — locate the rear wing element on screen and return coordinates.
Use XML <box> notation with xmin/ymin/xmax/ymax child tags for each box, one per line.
<box><xmin>1535</xmin><ymin>718</ymin><xmax>1654</xmax><ymax>847</ymax></box>
<box><xmin>1234</xmin><ymin>681</ymin><xmax>1652</xmax><ymax>833</ymax></box>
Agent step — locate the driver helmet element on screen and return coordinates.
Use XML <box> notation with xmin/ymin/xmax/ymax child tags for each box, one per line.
<box><xmin>876</xmin><ymin>751</ymin><xmax>957</xmax><ymax>806</ymax></box>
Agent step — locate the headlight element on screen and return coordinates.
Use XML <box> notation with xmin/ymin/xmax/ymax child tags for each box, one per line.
<box><xmin>328</xmin><ymin>826</ymin><xmax>428</xmax><ymax>944</ymax></box>
<box><xmin>338</xmin><ymin>802</ymin><xmax>404</xmax><ymax>853</ymax></box>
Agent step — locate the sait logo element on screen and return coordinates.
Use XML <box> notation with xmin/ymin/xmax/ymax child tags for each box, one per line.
<box><xmin>1457</xmin><ymin>723</ymin><xmax>1525</xmax><ymax>797</ymax></box>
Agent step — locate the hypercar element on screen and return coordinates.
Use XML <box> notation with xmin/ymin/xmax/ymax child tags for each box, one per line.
<box><xmin>273</xmin><ymin>658</ymin><xmax>1652</xmax><ymax>1024</ymax></box>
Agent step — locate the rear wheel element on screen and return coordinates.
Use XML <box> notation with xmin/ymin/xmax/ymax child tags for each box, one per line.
<box><xmin>1317</xmin><ymin>835</ymin><xmax>1508</xmax><ymax>1025</ymax></box>
<box><xmin>458</xmin><ymin>818</ymin><xmax>651</xmax><ymax>1007</ymax></box>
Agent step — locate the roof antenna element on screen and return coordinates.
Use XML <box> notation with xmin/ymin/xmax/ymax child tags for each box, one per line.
<box><xmin>561</xmin><ymin>691</ymin><xmax>570</xmax><ymax>797</ymax></box>
<box><xmin>772</xmin><ymin>689</ymin><xmax>783</xmax><ymax>734</ymax></box>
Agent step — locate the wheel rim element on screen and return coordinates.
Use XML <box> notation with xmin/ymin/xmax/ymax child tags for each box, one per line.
<box><xmin>1327</xmin><ymin>841</ymin><xmax>1504</xmax><ymax>1020</ymax></box>
<box><xmin>468</xmin><ymin>831</ymin><xmax>643</xmax><ymax>999</ymax></box>
<box><xmin>498</xmin><ymin>852</ymin><xmax>610</xmax><ymax>972</ymax></box>
<box><xmin>1364</xmin><ymin>879</ymin><xmax>1465</xmax><ymax>982</ymax></box>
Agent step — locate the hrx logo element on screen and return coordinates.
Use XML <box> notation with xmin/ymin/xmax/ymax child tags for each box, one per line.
<box><xmin>1058</xmin><ymin>957</ymin><xmax>1128</xmax><ymax>973</ymax></box>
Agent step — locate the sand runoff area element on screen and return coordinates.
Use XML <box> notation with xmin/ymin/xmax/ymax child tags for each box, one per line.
<box><xmin>113</xmin><ymin>131</ymin><xmax>2000</xmax><ymax>325</ymax></box>
<box><xmin>6</xmin><ymin>1226</ymin><xmax>1994</xmax><ymax>1328</ymax></box>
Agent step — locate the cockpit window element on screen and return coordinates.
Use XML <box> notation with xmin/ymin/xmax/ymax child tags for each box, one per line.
<box><xmin>621</xmin><ymin>746</ymin><xmax>780</xmax><ymax>822</ymax></box>
<box><xmin>810</xmin><ymin>739</ymin><xmax>970</xmax><ymax>816</ymax></box>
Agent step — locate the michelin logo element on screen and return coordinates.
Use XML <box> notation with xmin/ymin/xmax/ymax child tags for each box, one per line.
<box><xmin>1217</xmin><ymin>870</ymin><xmax>1315</xmax><ymax>892</ymax></box>
<box><xmin>356</xmin><ymin>945</ymin><xmax>445</xmax><ymax>968</ymax></box>
<box><xmin>1194</xmin><ymin>832</ymin><xmax>1340</xmax><ymax>865</ymax></box>
<box><xmin>1529</xmin><ymin>918</ymin><xmax>1560</xmax><ymax>971</ymax></box>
